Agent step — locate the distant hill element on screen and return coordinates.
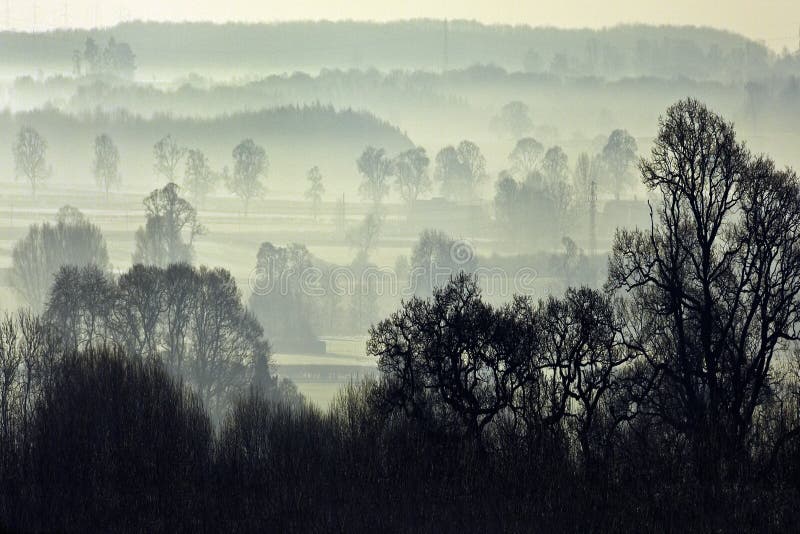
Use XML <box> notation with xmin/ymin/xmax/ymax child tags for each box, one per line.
<box><xmin>0</xmin><ymin>20</ymin><xmax>777</xmax><ymax>81</ymax></box>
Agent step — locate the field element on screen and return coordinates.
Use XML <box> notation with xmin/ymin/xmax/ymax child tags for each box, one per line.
<box><xmin>0</xmin><ymin>177</ymin><xmax>574</xmax><ymax>407</ymax></box>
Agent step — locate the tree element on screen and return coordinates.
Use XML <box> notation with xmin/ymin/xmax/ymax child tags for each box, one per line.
<box><xmin>541</xmin><ymin>146</ymin><xmax>569</xmax><ymax>185</ymax></box>
<box><xmin>509</xmin><ymin>137</ymin><xmax>544</xmax><ymax>180</ymax></box>
<box><xmin>93</xmin><ymin>133</ymin><xmax>121</xmax><ymax>199</ymax></box>
<box><xmin>547</xmin><ymin>179</ymin><xmax>577</xmax><ymax>239</ymax></box>
<box><xmin>47</xmin><ymin>265</ymin><xmax>115</xmax><ymax>352</ymax></box>
<box><xmin>435</xmin><ymin>141</ymin><xmax>487</xmax><ymax>202</ymax></box>
<box><xmin>305</xmin><ymin>166</ymin><xmax>325</xmax><ymax>221</ymax></box>
<box><xmin>494</xmin><ymin>171</ymin><xmax>523</xmax><ymax>241</ymax></box>
<box><xmin>133</xmin><ymin>183</ymin><xmax>203</xmax><ymax>268</ymax></box>
<box><xmin>83</xmin><ymin>38</ymin><xmax>100</xmax><ymax>72</ymax></box>
<box><xmin>491</xmin><ymin>101</ymin><xmax>534</xmax><ymax>139</ymax></box>
<box><xmin>154</xmin><ymin>134</ymin><xmax>186</xmax><ymax>184</ymax></box>
<box><xmin>393</xmin><ymin>147</ymin><xmax>430</xmax><ymax>209</ymax></box>
<box><xmin>10</xmin><ymin>207</ymin><xmax>109</xmax><ymax>313</ymax></box>
<box><xmin>357</xmin><ymin>146</ymin><xmax>392</xmax><ymax>205</ymax></box>
<box><xmin>190</xmin><ymin>266</ymin><xmax>267</xmax><ymax>420</ymax></box>
<box><xmin>44</xmin><ymin>263</ymin><xmax>274</xmax><ymax>422</ymax></box>
<box><xmin>410</xmin><ymin>229</ymin><xmax>477</xmax><ymax>296</ymax></box>
<box><xmin>608</xmin><ymin>98</ymin><xmax>800</xmax><ymax>484</ymax></box>
<box><xmin>72</xmin><ymin>49</ymin><xmax>83</xmax><ymax>76</ymax></box>
<box><xmin>249</xmin><ymin>242</ymin><xmax>316</xmax><ymax>344</ymax></box>
<box><xmin>184</xmin><ymin>149</ymin><xmax>217</xmax><ymax>206</ymax></box>
<box><xmin>227</xmin><ymin>139</ymin><xmax>267</xmax><ymax>216</ymax></box>
<box><xmin>82</xmin><ymin>36</ymin><xmax>136</xmax><ymax>77</ymax></box>
<box><xmin>602</xmin><ymin>129</ymin><xmax>638</xmax><ymax>200</ymax></box>
<box><xmin>347</xmin><ymin>213</ymin><xmax>382</xmax><ymax>265</ymax></box>
<box><xmin>25</xmin><ymin>349</ymin><xmax>211</xmax><ymax>532</ymax></box>
<box><xmin>13</xmin><ymin>126</ymin><xmax>50</xmax><ymax>198</ymax></box>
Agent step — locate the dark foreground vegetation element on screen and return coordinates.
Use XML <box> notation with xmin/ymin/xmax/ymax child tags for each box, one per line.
<box><xmin>4</xmin><ymin>98</ymin><xmax>800</xmax><ymax>532</ymax></box>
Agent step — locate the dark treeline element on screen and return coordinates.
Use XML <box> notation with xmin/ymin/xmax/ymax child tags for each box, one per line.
<box><xmin>2</xmin><ymin>98</ymin><xmax>800</xmax><ymax>531</ymax></box>
<box><xmin>0</xmin><ymin>20</ymin><xmax>789</xmax><ymax>81</ymax></box>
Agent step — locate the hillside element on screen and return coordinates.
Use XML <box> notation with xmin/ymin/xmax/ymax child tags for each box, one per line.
<box><xmin>0</xmin><ymin>20</ymin><xmax>777</xmax><ymax>81</ymax></box>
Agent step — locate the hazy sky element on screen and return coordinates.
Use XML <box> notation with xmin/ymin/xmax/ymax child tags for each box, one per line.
<box><xmin>5</xmin><ymin>0</ymin><xmax>800</xmax><ymax>51</ymax></box>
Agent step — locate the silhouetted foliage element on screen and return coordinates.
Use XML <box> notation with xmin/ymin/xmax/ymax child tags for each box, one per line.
<box><xmin>357</xmin><ymin>146</ymin><xmax>392</xmax><ymax>205</ymax></box>
<box><xmin>92</xmin><ymin>133</ymin><xmax>121</xmax><ymax>198</ymax></box>
<box><xmin>12</xmin><ymin>126</ymin><xmax>50</xmax><ymax>198</ymax></box>
<box><xmin>435</xmin><ymin>140</ymin><xmax>487</xmax><ymax>202</ymax></box>
<box><xmin>133</xmin><ymin>182</ymin><xmax>203</xmax><ymax>267</ymax></box>
<box><xmin>304</xmin><ymin>165</ymin><xmax>325</xmax><ymax>220</ymax></box>
<box><xmin>10</xmin><ymin>206</ymin><xmax>109</xmax><ymax>312</ymax></box>
<box><xmin>601</xmin><ymin>129</ymin><xmax>638</xmax><ymax>199</ymax></box>
<box><xmin>227</xmin><ymin>139</ymin><xmax>267</xmax><ymax>216</ymax></box>
<box><xmin>46</xmin><ymin>263</ymin><xmax>273</xmax><ymax>421</ymax></box>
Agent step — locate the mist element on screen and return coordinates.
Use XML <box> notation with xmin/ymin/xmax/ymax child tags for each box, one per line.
<box><xmin>2</xmin><ymin>10</ymin><xmax>800</xmax><ymax>533</ymax></box>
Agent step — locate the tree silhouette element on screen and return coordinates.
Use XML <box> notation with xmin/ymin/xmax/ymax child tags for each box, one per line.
<box><xmin>133</xmin><ymin>183</ymin><xmax>204</xmax><ymax>268</ymax></box>
<box><xmin>357</xmin><ymin>146</ymin><xmax>392</xmax><ymax>206</ymax></box>
<box><xmin>393</xmin><ymin>147</ymin><xmax>430</xmax><ymax>209</ymax></box>
<box><xmin>12</xmin><ymin>126</ymin><xmax>50</xmax><ymax>198</ymax></box>
<box><xmin>183</xmin><ymin>148</ymin><xmax>218</xmax><ymax>206</ymax></box>
<box><xmin>92</xmin><ymin>133</ymin><xmax>121</xmax><ymax>199</ymax></box>
<box><xmin>153</xmin><ymin>134</ymin><xmax>186</xmax><ymax>184</ymax></box>
<box><xmin>609</xmin><ymin>98</ymin><xmax>800</xmax><ymax>485</ymax></box>
<box><xmin>602</xmin><ymin>129</ymin><xmax>638</xmax><ymax>200</ymax></box>
<box><xmin>304</xmin><ymin>166</ymin><xmax>325</xmax><ymax>220</ymax></box>
<box><xmin>227</xmin><ymin>139</ymin><xmax>267</xmax><ymax>216</ymax></box>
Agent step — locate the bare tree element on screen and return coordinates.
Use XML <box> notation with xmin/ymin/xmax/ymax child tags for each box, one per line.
<box><xmin>602</xmin><ymin>129</ymin><xmax>638</xmax><ymax>200</ymax></box>
<box><xmin>609</xmin><ymin>98</ymin><xmax>800</xmax><ymax>484</ymax></box>
<box><xmin>133</xmin><ymin>183</ymin><xmax>204</xmax><ymax>268</ymax></box>
<box><xmin>347</xmin><ymin>213</ymin><xmax>382</xmax><ymax>265</ymax></box>
<box><xmin>357</xmin><ymin>146</ymin><xmax>392</xmax><ymax>206</ymax></box>
<box><xmin>491</xmin><ymin>101</ymin><xmax>534</xmax><ymax>139</ymax></box>
<box><xmin>190</xmin><ymin>266</ymin><xmax>264</xmax><ymax>420</ymax></box>
<box><xmin>305</xmin><ymin>166</ymin><xmax>325</xmax><ymax>220</ymax></box>
<box><xmin>93</xmin><ymin>133</ymin><xmax>121</xmax><ymax>199</ymax></box>
<box><xmin>393</xmin><ymin>147</ymin><xmax>430</xmax><ymax>209</ymax></box>
<box><xmin>435</xmin><ymin>140</ymin><xmax>487</xmax><ymax>202</ymax></box>
<box><xmin>13</xmin><ymin>126</ymin><xmax>50</xmax><ymax>198</ymax></box>
<box><xmin>509</xmin><ymin>137</ymin><xmax>544</xmax><ymax>180</ymax></box>
<box><xmin>573</xmin><ymin>152</ymin><xmax>603</xmax><ymax>204</ymax></box>
<box><xmin>541</xmin><ymin>145</ymin><xmax>569</xmax><ymax>185</ymax></box>
<box><xmin>227</xmin><ymin>139</ymin><xmax>267</xmax><ymax>216</ymax></box>
<box><xmin>10</xmin><ymin>207</ymin><xmax>109</xmax><ymax>313</ymax></box>
<box><xmin>153</xmin><ymin>134</ymin><xmax>186</xmax><ymax>184</ymax></box>
<box><xmin>183</xmin><ymin>148</ymin><xmax>218</xmax><ymax>206</ymax></box>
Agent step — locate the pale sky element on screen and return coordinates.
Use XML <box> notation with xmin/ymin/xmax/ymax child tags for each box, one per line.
<box><xmin>5</xmin><ymin>0</ymin><xmax>800</xmax><ymax>51</ymax></box>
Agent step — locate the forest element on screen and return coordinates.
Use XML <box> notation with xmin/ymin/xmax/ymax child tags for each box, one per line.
<box><xmin>1</xmin><ymin>13</ymin><xmax>800</xmax><ymax>533</ymax></box>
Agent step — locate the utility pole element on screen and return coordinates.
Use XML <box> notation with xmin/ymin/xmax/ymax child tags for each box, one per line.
<box><xmin>32</xmin><ymin>0</ymin><xmax>36</xmax><ymax>32</ymax></box>
<box><xmin>588</xmin><ymin>180</ymin><xmax>597</xmax><ymax>256</ymax></box>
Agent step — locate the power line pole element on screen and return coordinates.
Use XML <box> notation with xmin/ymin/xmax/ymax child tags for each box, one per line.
<box><xmin>5</xmin><ymin>0</ymin><xmax>10</xmax><ymax>31</ymax></box>
<box><xmin>32</xmin><ymin>0</ymin><xmax>36</xmax><ymax>32</ymax></box>
<box><xmin>588</xmin><ymin>180</ymin><xmax>597</xmax><ymax>256</ymax></box>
